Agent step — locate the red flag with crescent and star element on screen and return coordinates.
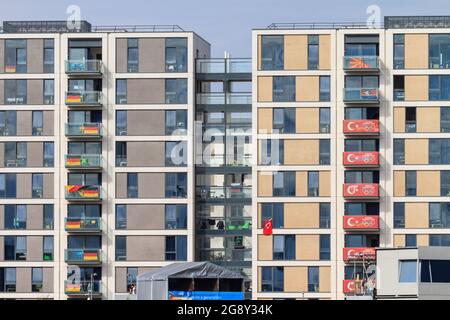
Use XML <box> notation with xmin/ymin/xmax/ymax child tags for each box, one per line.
<box><xmin>263</xmin><ymin>218</ymin><xmax>273</xmax><ymax>235</ymax></box>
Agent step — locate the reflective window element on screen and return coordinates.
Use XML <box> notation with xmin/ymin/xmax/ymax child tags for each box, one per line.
<box><xmin>5</xmin><ymin>39</ymin><xmax>27</xmax><ymax>73</ymax></box>
<box><xmin>165</xmin><ymin>204</ymin><xmax>187</xmax><ymax>229</ymax></box>
<box><xmin>127</xmin><ymin>173</ymin><xmax>138</xmax><ymax>198</ymax></box>
<box><xmin>165</xmin><ymin>173</ymin><xmax>187</xmax><ymax>198</ymax></box>
<box><xmin>393</xmin><ymin>34</ymin><xmax>405</xmax><ymax>69</ymax></box>
<box><xmin>308</xmin><ymin>266</ymin><xmax>319</xmax><ymax>292</ymax></box>
<box><xmin>127</xmin><ymin>38</ymin><xmax>139</xmax><ymax>72</ymax></box>
<box><xmin>273</xmin><ymin>171</ymin><xmax>295</xmax><ymax>197</ymax></box>
<box><xmin>261</xmin><ymin>203</ymin><xmax>284</xmax><ymax>228</ymax></box>
<box><xmin>43</xmin><ymin>39</ymin><xmax>54</xmax><ymax>73</ymax></box>
<box><xmin>430</xmin><ymin>75</ymin><xmax>450</xmax><ymax>101</ymax></box>
<box><xmin>399</xmin><ymin>260</ymin><xmax>417</xmax><ymax>283</ymax></box>
<box><xmin>273</xmin><ymin>108</ymin><xmax>295</xmax><ymax>133</ymax></box>
<box><xmin>116</xmin><ymin>110</ymin><xmax>127</xmax><ymax>135</ymax></box>
<box><xmin>261</xmin><ymin>36</ymin><xmax>284</xmax><ymax>70</ymax></box>
<box><xmin>261</xmin><ymin>266</ymin><xmax>284</xmax><ymax>292</ymax></box>
<box><xmin>32</xmin><ymin>111</ymin><xmax>43</xmax><ymax>136</ymax></box>
<box><xmin>115</xmin><ymin>204</ymin><xmax>127</xmax><ymax>229</ymax></box>
<box><xmin>116</xmin><ymin>79</ymin><xmax>127</xmax><ymax>104</ymax></box>
<box><xmin>166</xmin><ymin>110</ymin><xmax>187</xmax><ymax>135</ymax></box>
<box><xmin>273</xmin><ymin>76</ymin><xmax>295</xmax><ymax>102</ymax></box>
<box><xmin>5</xmin><ymin>80</ymin><xmax>27</xmax><ymax>104</ymax></box>
<box><xmin>165</xmin><ymin>79</ymin><xmax>187</xmax><ymax>104</ymax></box>
<box><xmin>165</xmin><ymin>38</ymin><xmax>187</xmax><ymax>72</ymax></box>
<box><xmin>429</xmin><ymin>34</ymin><xmax>450</xmax><ymax>69</ymax></box>
<box><xmin>394</xmin><ymin>202</ymin><xmax>405</xmax><ymax>229</ymax></box>
<box><xmin>308</xmin><ymin>35</ymin><xmax>319</xmax><ymax>70</ymax></box>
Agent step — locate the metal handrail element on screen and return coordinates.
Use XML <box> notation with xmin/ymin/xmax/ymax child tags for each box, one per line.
<box><xmin>266</xmin><ymin>22</ymin><xmax>383</xmax><ymax>30</ymax></box>
<box><xmin>92</xmin><ymin>25</ymin><xmax>184</xmax><ymax>32</ymax></box>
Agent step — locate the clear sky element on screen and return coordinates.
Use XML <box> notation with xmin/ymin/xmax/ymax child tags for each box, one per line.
<box><xmin>1</xmin><ymin>0</ymin><xmax>449</xmax><ymax>57</ymax></box>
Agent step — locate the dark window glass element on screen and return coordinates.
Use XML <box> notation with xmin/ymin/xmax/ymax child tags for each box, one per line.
<box><xmin>405</xmin><ymin>234</ymin><xmax>417</xmax><ymax>247</ymax></box>
<box><xmin>166</xmin><ymin>38</ymin><xmax>187</xmax><ymax>72</ymax></box>
<box><xmin>115</xmin><ymin>236</ymin><xmax>126</xmax><ymax>261</ymax></box>
<box><xmin>127</xmin><ymin>173</ymin><xmax>138</xmax><ymax>198</ymax></box>
<box><xmin>320</xmin><ymin>234</ymin><xmax>331</xmax><ymax>260</ymax></box>
<box><xmin>116</xmin><ymin>111</ymin><xmax>127</xmax><ymax>135</ymax></box>
<box><xmin>308</xmin><ymin>35</ymin><xmax>319</xmax><ymax>70</ymax></box>
<box><xmin>165</xmin><ymin>205</ymin><xmax>187</xmax><ymax>229</ymax></box>
<box><xmin>165</xmin><ymin>79</ymin><xmax>187</xmax><ymax>104</ymax></box>
<box><xmin>394</xmin><ymin>139</ymin><xmax>405</xmax><ymax>165</ymax></box>
<box><xmin>273</xmin><ymin>171</ymin><xmax>295</xmax><ymax>197</ymax></box>
<box><xmin>165</xmin><ymin>110</ymin><xmax>187</xmax><ymax>135</ymax></box>
<box><xmin>127</xmin><ymin>38</ymin><xmax>138</xmax><ymax>72</ymax></box>
<box><xmin>165</xmin><ymin>173</ymin><xmax>187</xmax><ymax>198</ymax></box>
<box><xmin>261</xmin><ymin>36</ymin><xmax>284</xmax><ymax>70</ymax></box>
<box><xmin>320</xmin><ymin>203</ymin><xmax>331</xmax><ymax>228</ymax></box>
<box><xmin>308</xmin><ymin>171</ymin><xmax>319</xmax><ymax>197</ymax></box>
<box><xmin>393</xmin><ymin>34</ymin><xmax>405</xmax><ymax>69</ymax></box>
<box><xmin>273</xmin><ymin>76</ymin><xmax>295</xmax><ymax>102</ymax></box>
<box><xmin>406</xmin><ymin>171</ymin><xmax>417</xmax><ymax>196</ymax></box>
<box><xmin>429</xmin><ymin>34</ymin><xmax>450</xmax><ymax>69</ymax></box>
<box><xmin>308</xmin><ymin>266</ymin><xmax>319</xmax><ymax>292</ymax></box>
<box><xmin>116</xmin><ymin>79</ymin><xmax>127</xmax><ymax>104</ymax></box>
<box><xmin>394</xmin><ymin>202</ymin><xmax>405</xmax><ymax>228</ymax></box>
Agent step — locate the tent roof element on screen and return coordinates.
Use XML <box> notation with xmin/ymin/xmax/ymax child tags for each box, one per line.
<box><xmin>137</xmin><ymin>261</ymin><xmax>244</xmax><ymax>281</ymax></box>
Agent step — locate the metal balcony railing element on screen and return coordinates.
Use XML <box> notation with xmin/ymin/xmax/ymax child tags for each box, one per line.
<box><xmin>196</xmin><ymin>58</ymin><xmax>251</xmax><ymax>73</ymax></box>
<box><xmin>343</xmin><ymin>56</ymin><xmax>379</xmax><ymax>70</ymax></box>
<box><xmin>65</xmin><ymin>60</ymin><xmax>103</xmax><ymax>74</ymax></box>
<box><xmin>65</xmin><ymin>154</ymin><xmax>102</xmax><ymax>169</ymax></box>
<box><xmin>64</xmin><ymin>280</ymin><xmax>101</xmax><ymax>295</ymax></box>
<box><xmin>65</xmin><ymin>185</ymin><xmax>102</xmax><ymax>201</ymax></box>
<box><xmin>344</xmin><ymin>88</ymin><xmax>379</xmax><ymax>102</ymax></box>
<box><xmin>65</xmin><ymin>217</ymin><xmax>101</xmax><ymax>232</ymax></box>
<box><xmin>65</xmin><ymin>123</ymin><xmax>102</xmax><ymax>138</ymax></box>
<box><xmin>65</xmin><ymin>91</ymin><xmax>102</xmax><ymax>106</ymax></box>
<box><xmin>64</xmin><ymin>249</ymin><xmax>102</xmax><ymax>264</ymax></box>
<box><xmin>196</xmin><ymin>92</ymin><xmax>252</xmax><ymax>105</ymax></box>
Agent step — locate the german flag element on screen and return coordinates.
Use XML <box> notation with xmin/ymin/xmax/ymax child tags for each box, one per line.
<box><xmin>81</xmin><ymin>126</ymin><xmax>99</xmax><ymax>135</ymax></box>
<box><xmin>66</xmin><ymin>157</ymin><xmax>81</xmax><ymax>166</ymax></box>
<box><xmin>5</xmin><ymin>65</ymin><xmax>16</xmax><ymax>73</ymax></box>
<box><xmin>83</xmin><ymin>252</ymin><xmax>98</xmax><ymax>261</ymax></box>
<box><xmin>66</xmin><ymin>221</ymin><xmax>81</xmax><ymax>229</ymax></box>
<box><xmin>80</xmin><ymin>189</ymin><xmax>99</xmax><ymax>198</ymax></box>
<box><xmin>65</xmin><ymin>284</ymin><xmax>81</xmax><ymax>293</ymax></box>
<box><xmin>65</xmin><ymin>185</ymin><xmax>83</xmax><ymax>193</ymax></box>
<box><xmin>66</xmin><ymin>95</ymin><xmax>82</xmax><ymax>103</ymax></box>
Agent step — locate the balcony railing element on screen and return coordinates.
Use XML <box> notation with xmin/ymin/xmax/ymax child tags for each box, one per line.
<box><xmin>65</xmin><ymin>91</ymin><xmax>102</xmax><ymax>106</ymax></box>
<box><xmin>198</xmin><ymin>248</ymin><xmax>252</xmax><ymax>262</ymax></box>
<box><xmin>343</xmin><ymin>183</ymin><xmax>379</xmax><ymax>198</ymax></box>
<box><xmin>343</xmin><ymin>120</ymin><xmax>379</xmax><ymax>135</ymax></box>
<box><xmin>196</xmin><ymin>186</ymin><xmax>252</xmax><ymax>200</ymax></box>
<box><xmin>343</xmin><ymin>247</ymin><xmax>376</xmax><ymax>262</ymax></box>
<box><xmin>65</xmin><ymin>60</ymin><xmax>103</xmax><ymax>74</ymax></box>
<box><xmin>343</xmin><ymin>152</ymin><xmax>379</xmax><ymax>166</ymax></box>
<box><xmin>65</xmin><ymin>185</ymin><xmax>102</xmax><ymax>201</ymax></box>
<box><xmin>65</xmin><ymin>280</ymin><xmax>102</xmax><ymax>295</ymax></box>
<box><xmin>65</xmin><ymin>249</ymin><xmax>102</xmax><ymax>264</ymax></box>
<box><xmin>65</xmin><ymin>123</ymin><xmax>102</xmax><ymax>138</ymax></box>
<box><xmin>196</xmin><ymin>93</ymin><xmax>252</xmax><ymax>105</ymax></box>
<box><xmin>65</xmin><ymin>154</ymin><xmax>102</xmax><ymax>169</ymax></box>
<box><xmin>343</xmin><ymin>56</ymin><xmax>379</xmax><ymax>70</ymax></box>
<box><xmin>65</xmin><ymin>217</ymin><xmax>101</xmax><ymax>232</ymax></box>
<box><xmin>197</xmin><ymin>217</ymin><xmax>252</xmax><ymax>231</ymax></box>
<box><xmin>343</xmin><ymin>88</ymin><xmax>379</xmax><ymax>103</ymax></box>
<box><xmin>196</xmin><ymin>58</ymin><xmax>251</xmax><ymax>73</ymax></box>
<box><xmin>343</xmin><ymin>216</ymin><xmax>380</xmax><ymax>231</ymax></box>
<box><xmin>5</xmin><ymin>158</ymin><xmax>26</xmax><ymax>167</ymax></box>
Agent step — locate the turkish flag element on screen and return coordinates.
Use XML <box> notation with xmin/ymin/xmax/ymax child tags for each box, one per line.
<box><xmin>263</xmin><ymin>218</ymin><xmax>273</xmax><ymax>235</ymax></box>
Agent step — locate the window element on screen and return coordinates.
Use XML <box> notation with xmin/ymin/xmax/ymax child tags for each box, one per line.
<box><xmin>4</xmin><ymin>205</ymin><xmax>26</xmax><ymax>229</ymax></box>
<box><xmin>273</xmin><ymin>76</ymin><xmax>295</xmax><ymax>102</ymax></box>
<box><xmin>165</xmin><ymin>205</ymin><xmax>187</xmax><ymax>229</ymax></box>
<box><xmin>406</xmin><ymin>171</ymin><xmax>417</xmax><ymax>196</ymax></box>
<box><xmin>441</xmin><ymin>171</ymin><xmax>450</xmax><ymax>196</ymax></box>
<box><xmin>320</xmin><ymin>234</ymin><xmax>331</xmax><ymax>260</ymax></box>
<box><xmin>261</xmin><ymin>35</ymin><xmax>284</xmax><ymax>70</ymax></box>
<box><xmin>261</xmin><ymin>139</ymin><xmax>284</xmax><ymax>165</ymax></box>
<box><xmin>165</xmin><ymin>110</ymin><xmax>187</xmax><ymax>135</ymax></box>
<box><xmin>393</xmin><ymin>139</ymin><xmax>405</xmax><ymax>165</ymax></box>
<box><xmin>429</xmin><ymin>34</ymin><xmax>450</xmax><ymax>69</ymax></box>
<box><xmin>308</xmin><ymin>267</ymin><xmax>319</xmax><ymax>292</ymax></box>
<box><xmin>319</xmin><ymin>108</ymin><xmax>330</xmax><ymax>133</ymax></box>
<box><xmin>394</xmin><ymin>75</ymin><xmax>405</xmax><ymax>101</ymax></box>
<box><xmin>345</xmin><ymin>139</ymin><xmax>379</xmax><ymax>152</ymax></box>
<box><xmin>429</xmin><ymin>139</ymin><xmax>450</xmax><ymax>164</ymax></box>
<box><xmin>430</xmin><ymin>234</ymin><xmax>450</xmax><ymax>246</ymax></box>
<box><xmin>308</xmin><ymin>171</ymin><xmax>319</xmax><ymax>197</ymax></box>
<box><xmin>430</xmin><ymin>75</ymin><xmax>450</xmax><ymax>101</ymax></box>
<box><xmin>116</xmin><ymin>79</ymin><xmax>127</xmax><ymax>104</ymax></box>
<box><xmin>261</xmin><ymin>203</ymin><xmax>284</xmax><ymax>228</ymax></box>
<box><xmin>5</xmin><ymin>79</ymin><xmax>27</xmax><ymax>104</ymax></box>
<box><xmin>165</xmin><ymin>141</ymin><xmax>187</xmax><ymax>166</ymax></box>
<box><xmin>116</xmin><ymin>110</ymin><xmax>127</xmax><ymax>135</ymax></box>
<box><xmin>127</xmin><ymin>267</ymin><xmax>138</xmax><ymax>292</ymax></box>
<box><xmin>115</xmin><ymin>142</ymin><xmax>127</xmax><ymax>166</ymax></box>
<box><xmin>4</xmin><ymin>236</ymin><xmax>26</xmax><ymax>260</ymax></box>
<box><xmin>4</xmin><ymin>268</ymin><xmax>16</xmax><ymax>292</ymax></box>
<box><xmin>319</xmin><ymin>140</ymin><xmax>330</xmax><ymax>165</ymax></box>
<box><xmin>345</xmin><ymin>170</ymin><xmax>379</xmax><ymax>183</ymax></box>
<box><xmin>32</xmin><ymin>268</ymin><xmax>43</xmax><ymax>292</ymax></box>
<box><xmin>273</xmin><ymin>235</ymin><xmax>295</xmax><ymax>260</ymax></box>
<box><xmin>345</xmin><ymin>202</ymin><xmax>379</xmax><ymax>216</ymax></box>
<box><xmin>319</xmin><ymin>76</ymin><xmax>330</xmax><ymax>101</ymax></box>
<box><xmin>43</xmin><ymin>79</ymin><xmax>54</xmax><ymax>104</ymax></box>
<box><xmin>165</xmin><ymin>79</ymin><xmax>187</xmax><ymax>104</ymax></box>
<box><xmin>320</xmin><ymin>203</ymin><xmax>331</xmax><ymax>228</ymax></box>
<box><xmin>165</xmin><ymin>173</ymin><xmax>187</xmax><ymax>198</ymax></box>
<box><xmin>273</xmin><ymin>108</ymin><xmax>295</xmax><ymax>134</ymax></box>
<box><xmin>5</xmin><ymin>39</ymin><xmax>26</xmax><ymax>73</ymax></box>
<box><xmin>394</xmin><ymin>203</ymin><xmax>405</xmax><ymax>228</ymax></box>
<box><xmin>0</xmin><ymin>111</ymin><xmax>17</xmax><ymax>136</ymax></box>
<box><xmin>0</xmin><ymin>174</ymin><xmax>17</xmax><ymax>198</ymax></box>
<box><xmin>405</xmin><ymin>107</ymin><xmax>416</xmax><ymax>132</ymax></box>
<box><xmin>399</xmin><ymin>260</ymin><xmax>417</xmax><ymax>283</ymax></box>
<box><xmin>32</xmin><ymin>173</ymin><xmax>43</xmax><ymax>198</ymax></box>
<box><xmin>115</xmin><ymin>204</ymin><xmax>127</xmax><ymax>229</ymax></box>
<box><xmin>261</xmin><ymin>266</ymin><xmax>284</xmax><ymax>292</ymax></box>
<box><xmin>43</xmin><ymin>204</ymin><xmax>54</xmax><ymax>230</ymax></box>
<box><xmin>393</xmin><ymin>34</ymin><xmax>405</xmax><ymax>69</ymax></box>
<box><xmin>273</xmin><ymin>171</ymin><xmax>295</xmax><ymax>197</ymax></box>
<box><xmin>406</xmin><ymin>234</ymin><xmax>417</xmax><ymax>247</ymax></box>
<box><xmin>165</xmin><ymin>235</ymin><xmax>187</xmax><ymax>261</ymax></box>
<box><xmin>308</xmin><ymin>35</ymin><xmax>319</xmax><ymax>70</ymax></box>
<box><xmin>115</xmin><ymin>236</ymin><xmax>126</xmax><ymax>261</ymax></box>
<box><xmin>127</xmin><ymin>173</ymin><xmax>138</xmax><ymax>198</ymax></box>
<box><xmin>4</xmin><ymin>142</ymin><xmax>26</xmax><ymax>167</ymax></box>
<box><xmin>127</xmin><ymin>38</ymin><xmax>139</xmax><ymax>72</ymax></box>
<box><xmin>43</xmin><ymin>142</ymin><xmax>54</xmax><ymax>167</ymax></box>
<box><xmin>429</xmin><ymin>203</ymin><xmax>450</xmax><ymax>228</ymax></box>
<box><xmin>441</xmin><ymin>108</ymin><xmax>450</xmax><ymax>132</ymax></box>
<box><xmin>43</xmin><ymin>39</ymin><xmax>54</xmax><ymax>73</ymax></box>
<box><xmin>165</xmin><ymin>38</ymin><xmax>187</xmax><ymax>72</ymax></box>
<box><xmin>43</xmin><ymin>236</ymin><xmax>53</xmax><ymax>261</ymax></box>
<box><xmin>345</xmin><ymin>107</ymin><xmax>379</xmax><ymax>120</ymax></box>
<box><xmin>32</xmin><ymin>111</ymin><xmax>43</xmax><ymax>136</ymax></box>
<box><xmin>421</xmin><ymin>259</ymin><xmax>450</xmax><ymax>283</ymax></box>
<box><xmin>345</xmin><ymin>234</ymin><xmax>379</xmax><ymax>247</ymax></box>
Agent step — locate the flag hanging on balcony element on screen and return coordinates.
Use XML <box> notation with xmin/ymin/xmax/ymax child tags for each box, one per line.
<box><xmin>66</xmin><ymin>157</ymin><xmax>81</xmax><ymax>167</ymax></box>
<box><xmin>81</xmin><ymin>126</ymin><xmax>99</xmax><ymax>135</ymax></box>
<box><xmin>65</xmin><ymin>185</ymin><xmax>83</xmax><ymax>193</ymax></box>
<box><xmin>66</xmin><ymin>94</ymin><xmax>82</xmax><ymax>103</ymax></box>
<box><xmin>349</xmin><ymin>57</ymin><xmax>369</xmax><ymax>69</ymax></box>
<box><xmin>263</xmin><ymin>218</ymin><xmax>273</xmax><ymax>235</ymax></box>
<box><xmin>66</xmin><ymin>220</ymin><xmax>81</xmax><ymax>229</ymax></box>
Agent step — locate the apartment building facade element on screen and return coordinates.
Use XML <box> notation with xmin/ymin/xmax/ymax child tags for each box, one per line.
<box><xmin>253</xmin><ymin>16</ymin><xmax>450</xmax><ymax>300</ymax></box>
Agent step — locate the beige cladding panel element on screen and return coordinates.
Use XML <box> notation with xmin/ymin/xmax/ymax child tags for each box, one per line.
<box><xmin>43</xmin><ymin>173</ymin><xmax>53</xmax><ymax>199</ymax></box>
<box><xmin>27</xmin><ymin>80</ymin><xmax>43</xmax><ymax>105</ymax></box>
<box><xmin>284</xmin><ymin>267</ymin><xmax>307</xmax><ymax>292</ymax></box>
<box><xmin>138</xmin><ymin>173</ymin><xmax>165</xmax><ymax>198</ymax></box>
<box><xmin>258</xmin><ymin>172</ymin><xmax>272</xmax><ymax>197</ymax></box>
<box><xmin>319</xmin><ymin>266</ymin><xmax>331</xmax><ymax>292</ymax></box>
<box><xmin>284</xmin><ymin>203</ymin><xmax>319</xmax><ymax>228</ymax></box>
<box><xmin>296</xmin><ymin>171</ymin><xmax>307</xmax><ymax>197</ymax></box>
<box><xmin>394</xmin><ymin>171</ymin><xmax>406</xmax><ymax>197</ymax></box>
<box><xmin>126</xmin><ymin>204</ymin><xmax>165</xmax><ymax>229</ymax></box>
<box><xmin>126</xmin><ymin>236</ymin><xmax>165</xmax><ymax>261</ymax></box>
<box><xmin>417</xmin><ymin>235</ymin><xmax>429</xmax><ymax>246</ymax></box>
<box><xmin>42</xmin><ymin>268</ymin><xmax>53</xmax><ymax>293</ymax></box>
<box><xmin>42</xmin><ymin>111</ymin><xmax>54</xmax><ymax>136</ymax></box>
<box><xmin>27</xmin><ymin>204</ymin><xmax>43</xmax><ymax>230</ymax></box>
<box><xmin>405</xmin><ymin>139</ymin><xmax>428</xmax><ymax>165</ymax></box>
<box><xmin>0</xmin><ymin>80</ymin><xmax>3</xmax><ymax>104</ymax></box>
<box><xmin>16</xmin><ymin>268</ymin><xmax>32</xmax><ymax>293</ymax></box>
<box><xmin>404</xmin><ymin>75</ymin><xmax>428</xmax><ymax>101</ymax></box>
<box><xmin>139</xmin><ymin>38</ymin><xmax>165</xmax><ymax>73</ymax></box>
<box><xmin>0</xmin><ymin>40</ymin><xmax>4</xmax><ymax>73</ymax></box>
<box><xmin>258</xmin><ymin>108</ymin><xmax>273</xmax><ymax>134</ymax></box>
<box><xmin>405</xmin><ymin>202</ymin><xmax>429</xmax><ymax>229</ymax></box>
<box><xmin>284</xmin><ymin>35</ymin><xmax>308</xmax><ymax>70</ymax></box>
<box><xmin>127</xmin><ymin>110</ymin><xmax>165</xmax><ymax>136</ymax></box>
<box><xmin>116</xmin><ymin>173</ymin><xmax>128</xmax><ymax>198</ymax></box>
<box><xmin>257</xmin><ymin>235</ymin><xmax>273</xmax><ymax>260</ymax></box>
<box><xmin>416</xmin><ymin>171</ymin><xmax>440</xmax><ymax>196</ymax></box>
<box><xmin>127</xmin><ymin>142</ymin><xmax>165</xmax><ymax>167</ymax></box>
<box><xmin>115</xmin><ymin>267</ymin><xmax>127</xmax><ymax>293</ymax></box>
<box><xmin>0</xmin><ymin>237</ymin><xmax>3</xmax><ymax>260</ymax></box>
<box><xmin>417</xmin><ymin>107</ymin><xmax>440</xmax><ymax>133</ymax></box>
<box><xmin>27</xmin><ymin>236</ymin><xmax>43</xmax><ymax>261</ymax></box>
<box><xmin>0</xmin><ymin>143</ymin><xmax>4</xmax><ymax>168</ymax></box>
<box><xmin>17</xmin><ymin>111</ymin><xmax>32</xmax><ymax>136</ymax></box>
<box><xmin>127</xmin><ymin>79</ymin><xmax>165</xmax><ymax>104</ymax></box>
<box><xmin>284</xmin><ymin>140</ymin><xmax>319</xmax><ymax>165</ymax></box>
<box><xmin>17</xmin><ymin>174</ymin><xmax>32</xmax><ymax>199</ymax></box>
<box><xmin>393</xmin><ymin>234</ymin><xmax>406</xmax><ymax>248</ymax></box>
<box><xmin>258</xmin><ymin>76</ymin><xmax>273</xmax><ymax>102</ymax></box>
<box><xmin>115</xmin><ymin>38</ymin><xmax>128</xmax><ymax>73</ymax></box>
<box><xmin>296</xmin><ymin>108</ymin><xmax>319</xmax><ymax>133</ymax></box>
<box><xmin>27</xmin><ymin>39</ymin><xmax>44</xmax><ymax>74</ymax></box>
<box><xmin>319</xmin><ymin>171</ymin><xmax>331</xmax><ymax>197</ymax></box>
<box><xmin>27</xmin><ymin>142</ymin><xmax>43</xmax><ymax>167</ymax></box>
<box><xmin>319</xmin><ymin>35</ymin><xmax>331</xmax><ymax>70</ymax></box>
<box><xmin>393</xmin><ymin>107</ymin><xmax>405</xmax><ymax>133</ymax></box>
<box><xmin>296</xmin><ymin>234</ymin><xmax>319</xmax><ymax>260</ymax></box>
<box><xmin>296</xmin><ymin>76</ymin><xmax>319</xmax><ymax>102</ymax></box>
<box><xmin>405</xmin><ymin>34</ymin><xmax>429</xmax><ymax>69</ymax></box>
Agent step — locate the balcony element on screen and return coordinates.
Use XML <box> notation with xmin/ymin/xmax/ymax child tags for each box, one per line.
<box><xmin>196</xmin><ymin>58</ymin><xmax>251</xmax><ymax>74</ymax></box>
<box><xmin>343</xmin><ymin>216</ymin><xmax>380</xmax><ymax>231</ymax></box>
<box><xmin>65</xmin><ymin>91</ymin><xmax>102</xmax><ymax>106</ymax></box>
<box><xmin>343</xmin><ymin>120</ymin><xmax>379</xmax><ymax>135</ymax></box>
<box><xmin>198</xmin><ymin>248</ymin><xmax>252</xmax><ymax>263</ymax></box>
<box><xmin>65</xmin><ymin>280</ymin><xmax>102</xmax><ymax>296</ymax></box>
<box><xmin>65</xmin><ymin>249</ymin><xmax>102</xmax><ymax>264</ymax></box>
<box><xmin>196</xmin><ymin>93</ymin><xmax>251</xmax><ymax>105</ymax></box>
<box><xmin>5</xmin><ymin>158</ymin><xmax>26</xmax><ymax>167</ymax></box>
<box><xmin>197</xmin><ymin>217</ymin><xmax>252</xmax><ymax>232</ymax></box>
<box><xmin>196</xmin><ymin>186</ymin><xmax>252</xmax><ymax>200</ymax></box>
<box><xmin>343</xmin><ymin>183</ymin><xmax>379</xmax><ymax>199</ymax></box>
<box><xmin>343</xmin><ymin>152</ymin><xmax>379</xmax><ymax>167</ymax></box>
<box><xmin>343</xmin><ymin>56</ymin><xmax>379</xmax><ymax>71</ymax></box>
<box><xmin>65</xmin><ymin>185</ymin><xmax>102</xmax><ymax>201</ymax></box>
<box><xmin>343</xmin><ymin>88</ymin><xmax>379</xmax><ymax>103</ymax></box>
<box><xmin>65</xmin><ymin>123</ymin><xmax>102</xmax><ymax>138</ymax></box>
<box><xmin>65</xmin><ymin>60</ymin><xmax>103</xmax><ymax>75</ymax></box>
<box><xmin>65</xmin><ymin>154</ymin><xmax>102</xmax><ymax>169</ymax></box>
<box><xmin>65</xmin><ymin>217</ymin><xmax>101</xmax><ymax>232</ymax></box>
<box><xmin>343</xmin><ymin>247</ymin><xmax>376</xmax><ymax>262</ymax></box>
